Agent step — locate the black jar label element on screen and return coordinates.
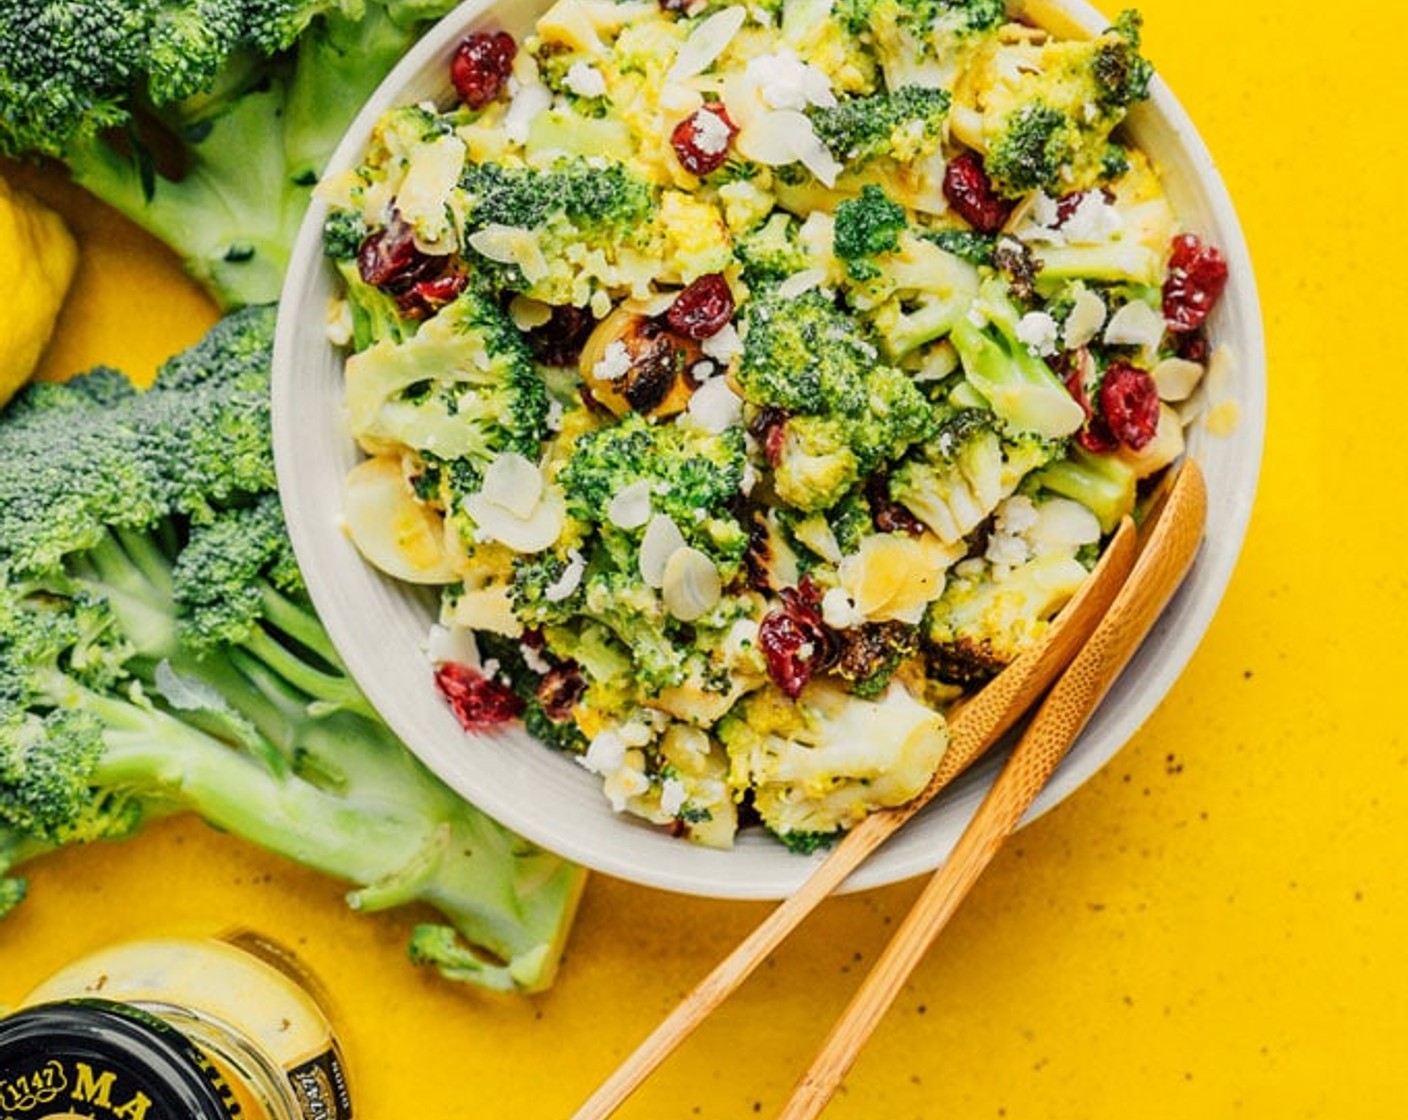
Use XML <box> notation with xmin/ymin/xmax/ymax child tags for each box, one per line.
<box><xmin>0</xmin><ymin>1052</ymin><xmax>237</xmax><ymax>1120</ymax></box>
<box><xmin>285</xmin><ymin>1047</ymin><xmax>352</xmax><ymax>1120</ymax></box>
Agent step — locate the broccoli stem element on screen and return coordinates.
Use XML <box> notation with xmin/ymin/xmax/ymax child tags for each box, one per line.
<box><xmin>56</xmin><ymin>673</ymin><xmax>579</xmax><ymax>991</ymax></box>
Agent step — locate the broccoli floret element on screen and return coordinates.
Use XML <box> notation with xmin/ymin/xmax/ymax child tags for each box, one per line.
<box><xmin>888</xmin><ymin>407</ymin><xmax>1062</xmax><ymax>546</ymax></box>
<box><xmin>457</xmin><ymin>157</ymin><xmax>660</xmax><ymax>304</ymax></box>
<box><xmin>833</xmin><ymin>185</ymin><xmax>908</xmax><ymax>281</ymax></box>
<box><xmin>977</xmin><ymin>11</ymin><xmax>1154</xmax><ymax>198</ymax></box>
<box><xmin>923</xmin><ymin>493</ymin><xmax>1101</xmax><ymax>682</ymax></box>
<box><xmin>833</xmin><ymin>0</ymin><xmax>1006</xmax><ymax>88</ymax></box>
<box><xmin>556</xmin><ymin>412</ymin><xmax>749</xmax><ymax>567</ymax></box>
<box><xmin>733</xmin><ymin>212</ymin><xmax>813</xmax><ymax>287</ymax></box>
<box><xmin>0</xmin><ymin>308</ymin><xmax>585</xmax><ymax>993</ymax></box>
<box><xmin>719</xmin><ymin>679</ymin><xmax>947</xmax><ymax>840</ymax></box>
<box><xmin>950</xmin><ymin>277</ymin><xmax>1087</xmax><ymax>439</ymax></box>
<box><xmin>923</xmin><ymin>228</ymin><xmax>997</xmax><ymax>268</ymax></box>
<box><xmin>343</xmin><ymin>288</ymin><xmax>551</xmax><ymax>484</ymax></box>
<box><xmin>0</xmin><ymin>1</ymin><xmax>461</xmax><ymax>308</ymax></box>
<box><xmin>322</xmin><ymin>208</ymin><xmax>369</xmax><ymax>261</ymax></box>
<box><xmin>508</xmin><ymin>414</ymin><xmax>754</xmax><ymax>698</ymax></box>
<box><xmin>1031</xmin><ymin>443</ymin><xmax>1139</xmax><ymax>533</ymax></box>
<box><xmin>806</xmin><ymin>86</ymin><xmax>950</xmax><ymax>168</ymax></box>
<box><xmin>737</xmin><ymin>289</ymin><xmax>936</xmax><ymax>510</ymax></box>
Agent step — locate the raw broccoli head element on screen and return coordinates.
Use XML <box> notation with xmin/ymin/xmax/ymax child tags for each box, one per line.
<box><xmin>0</xmin><ymin>1</ymin><xmax>460</xmax><ymax>307</ymax></box>
<box><xmin>0</xmin><ymin>309</ymin><xmax>587</xmax><ymax>993</ymax></box>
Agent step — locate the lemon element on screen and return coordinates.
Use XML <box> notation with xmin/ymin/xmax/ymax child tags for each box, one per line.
<box><xmin>0</xmin><ymin>175</ymin><xmax>79</xmax><ymax>407</ymax></box>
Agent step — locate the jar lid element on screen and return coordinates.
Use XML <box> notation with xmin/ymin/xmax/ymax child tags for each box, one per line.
<box><xmin>0</xmin><ymin>999</ymin><xmax>240</xmax><ymax>1119</ymax></box>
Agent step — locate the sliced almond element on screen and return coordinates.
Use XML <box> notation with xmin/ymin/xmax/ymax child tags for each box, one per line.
<box><xmin>462</xmin><ymin>485</ymin><xmax>565</xmax><ymax>554</ymax></box>
<box><xmin>639</xmin><ymin>514</ymin><xmax>687</xmax><ymax>588</ymax></box>
<box><xmin>1062</xmin><ymin>285</ymin><xmax>1107</xmax><ymax>350</ymax></box>
<box><xmin>661</xmin><ymin>547</ymin><xmax>722</xmax><ymax>621</ymax></box>
<box><xmin>608</xmin><ymin>479</ymin><xmax>654</xmax><ymax>529</ymax></box>
<box><xmin>342</xmin><ymin>455</ymin><xmax>457</xmax><ymax>584</ymax></box>
<box><xmin>478</xmin><ymin>451</ymin><xmax>544</xmax><ymax>520</ymax></box>
<box><xmin>1150</xmin><ymin>355</ymin><xmax>1205</xmax><ymax>402</ymax></box>
<box><xmin>667</xmin><ymin>4</ymin><xmax>747</xmax><ymax>82</ymax></box>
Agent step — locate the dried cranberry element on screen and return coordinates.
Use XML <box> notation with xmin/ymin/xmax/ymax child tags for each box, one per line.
<box><xmin>396</xmin><ymin>272</ymin><xmax>468</xmax><ymax>318</ymax></box>
<box><xmin>757</xmin><ymin>578</ymin><xmax>836</xmax><ymax>699</ymax></box>
<box><xmin>1163</xmin><ymin>233</ymin><xmax>1229</xmax><ymax>333</ymax></box>
<box><xmin>1099</xmin><ymin>363</ymin><xmax>1161</xmax><ymax>450</ymax></box>
<box><xmin>671</xmin><ymin>103</ymin><xmax>738</xmax><ymax>177</ymax></box>
<box><xmin>1174</xmin><ymin>329</ymin><xmax>1211</xmax><ymax>365</ymax></box>
<box><xmin>535</xmin><ymin>665</ymin><xmax>586</xmax><ymax>724</ymax></box>
<box><xmin>1061</xmin><ymin>359</ymin><xmax>1119</xmax><ymax>453</ymax></box>
<box><xmin>943</xmin><ymin>151</ymin><xmax>1013</xmax><ymax>234</ymax></box>
<box><xmin>451</xmin><ymin>30</ymin><xmax>517</xmax><ymax>109</ymax></box>
<box><xmin>435</xmin><ymin>661</ymin><xmax>524</xmax><ymax>731</ymax></box>
<box><xmin>357</xmin><ymin>213</ymin><xmax>442</xmax><ymax>294</ymax></box>
<box><xmin>665</xmin><ymin>273</ymin><xmax>734</xmax><ymax>340</ymax></box>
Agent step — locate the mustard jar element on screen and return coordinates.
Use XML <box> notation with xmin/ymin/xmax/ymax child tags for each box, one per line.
<box><xmin>0</xmin><ymin>932</ymin><xmax>351</xmax><ymax>1120</ymax></box>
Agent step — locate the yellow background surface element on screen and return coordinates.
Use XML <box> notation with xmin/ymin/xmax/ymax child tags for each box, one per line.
<box><xmin>0</xmin><ymin>1</ymin><xmax>1397</xmax><ymax>1116</ymax></box>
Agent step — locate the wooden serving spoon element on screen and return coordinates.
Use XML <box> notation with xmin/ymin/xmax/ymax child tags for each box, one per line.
<box><xmin>569</xmin><ymin>480</ymin><xmax>1148</xmax><ymax>1120</ymax></box>
<box><xmin>775</xmin><ymin>458</ymin><xmax>1208</xmax><ymax>1120</ymax></box>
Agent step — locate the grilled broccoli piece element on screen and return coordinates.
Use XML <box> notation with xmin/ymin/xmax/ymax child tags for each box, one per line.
<box><xmin>719</xmin><ymin>679</ymin><xmax>947</xmax><ymax>841</ymax></box>
<box><xmin>923</xmin><ymin>493</ymin><xmax>1101</xmax><ymax>682</ymax></box>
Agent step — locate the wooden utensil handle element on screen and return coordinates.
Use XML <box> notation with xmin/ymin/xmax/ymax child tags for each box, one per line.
<box><xmin>777</xmin><ymin>464</ymin><xmax>1208</xmax><ymax>1120</ymax></box>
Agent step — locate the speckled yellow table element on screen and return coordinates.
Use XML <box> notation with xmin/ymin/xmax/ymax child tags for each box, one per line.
<box><xmin>2</xmin><ymin>1</ymin><xmax>1401</xmax><ymax>1115</ymax></box>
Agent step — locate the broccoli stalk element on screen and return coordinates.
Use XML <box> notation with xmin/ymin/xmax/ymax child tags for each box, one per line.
<box><xmin>0</xmin><ymin>1</ymin><xmax>460</xmax><ymax>308</ymax></box>
<box><xmin>0</xmin><ymin>307</ymin><xmax>586</xmax><ymax>993</ymax></box>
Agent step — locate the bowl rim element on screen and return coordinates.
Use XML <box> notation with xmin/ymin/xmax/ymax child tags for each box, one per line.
<box><xmin>272</xmin><ymin>0</ymin><xmax>1266</xmax><ymax>899</ymax></box>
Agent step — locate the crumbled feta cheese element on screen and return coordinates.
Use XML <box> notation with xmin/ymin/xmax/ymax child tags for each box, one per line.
<box><xmin>692</xmin><ymin>106</ymin><xmax>733</xmax><ymax>155</ymax></box>
<box><xmin>503</xmin><ymin>80</ymin><xmax>552</xmax><ymax>144</ymax></box>
<box><xmin>592</xmin><ymin>340</ymin><xmax>633</xmax><ymax>382</ymax></box>
<box><xmin>745</xmin><ymin>48</ymin><xmax>836</xmax><ymax>111</ymax></box>
<box><xmin>1016</xmin><ymin>311</ymin><xmax>1060</xmax><ymax>356</ymax></box>
<box><xmin>582</xmin><ymin>729</ymin><xmax>626</xmax><ymax>776</ymax></box>
<box><xmin>685</xmin><ymin>375</ymin><xmax>743</xmax><ymax>434</ymax></box>
<box><xmin>564</xmin><ymin>61</ymin><xmax>607</xmax><ymax>99</ymax></box>
<box><xmin>520</xmin><ymin>641</ymin><xmax>553</xmax><ymax>675</ymax></box>
<box><xmin>426</xmin><ymin>623</ymin><xmax>479</xmax><ymax>668</ymax></box>
<box><xmin>659</xmin><ymin>777</ymin><xmax>689</xmax><ymax>817</ymax></box>
<box><xmin>821</xmin><ymin>586</ymin><xmax>866</xmax><ymax>629</ymax></box>
<box><xmin>1061</xmin><ymin>191</ymin><xmax>1122</xmax><ymax>245</ymax></box>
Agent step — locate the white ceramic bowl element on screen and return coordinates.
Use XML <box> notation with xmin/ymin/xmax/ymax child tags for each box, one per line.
<box><xmin>272</xmin><ymin>0</ymin><xmax>1265</xmax><ymax>899</ymax></box>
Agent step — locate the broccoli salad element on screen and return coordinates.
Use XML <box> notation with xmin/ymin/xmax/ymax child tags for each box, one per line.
<box><xmin>317</xmin><ymin>0</ymin><xmax>1231</xmax><ymax>853</ymax></box>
